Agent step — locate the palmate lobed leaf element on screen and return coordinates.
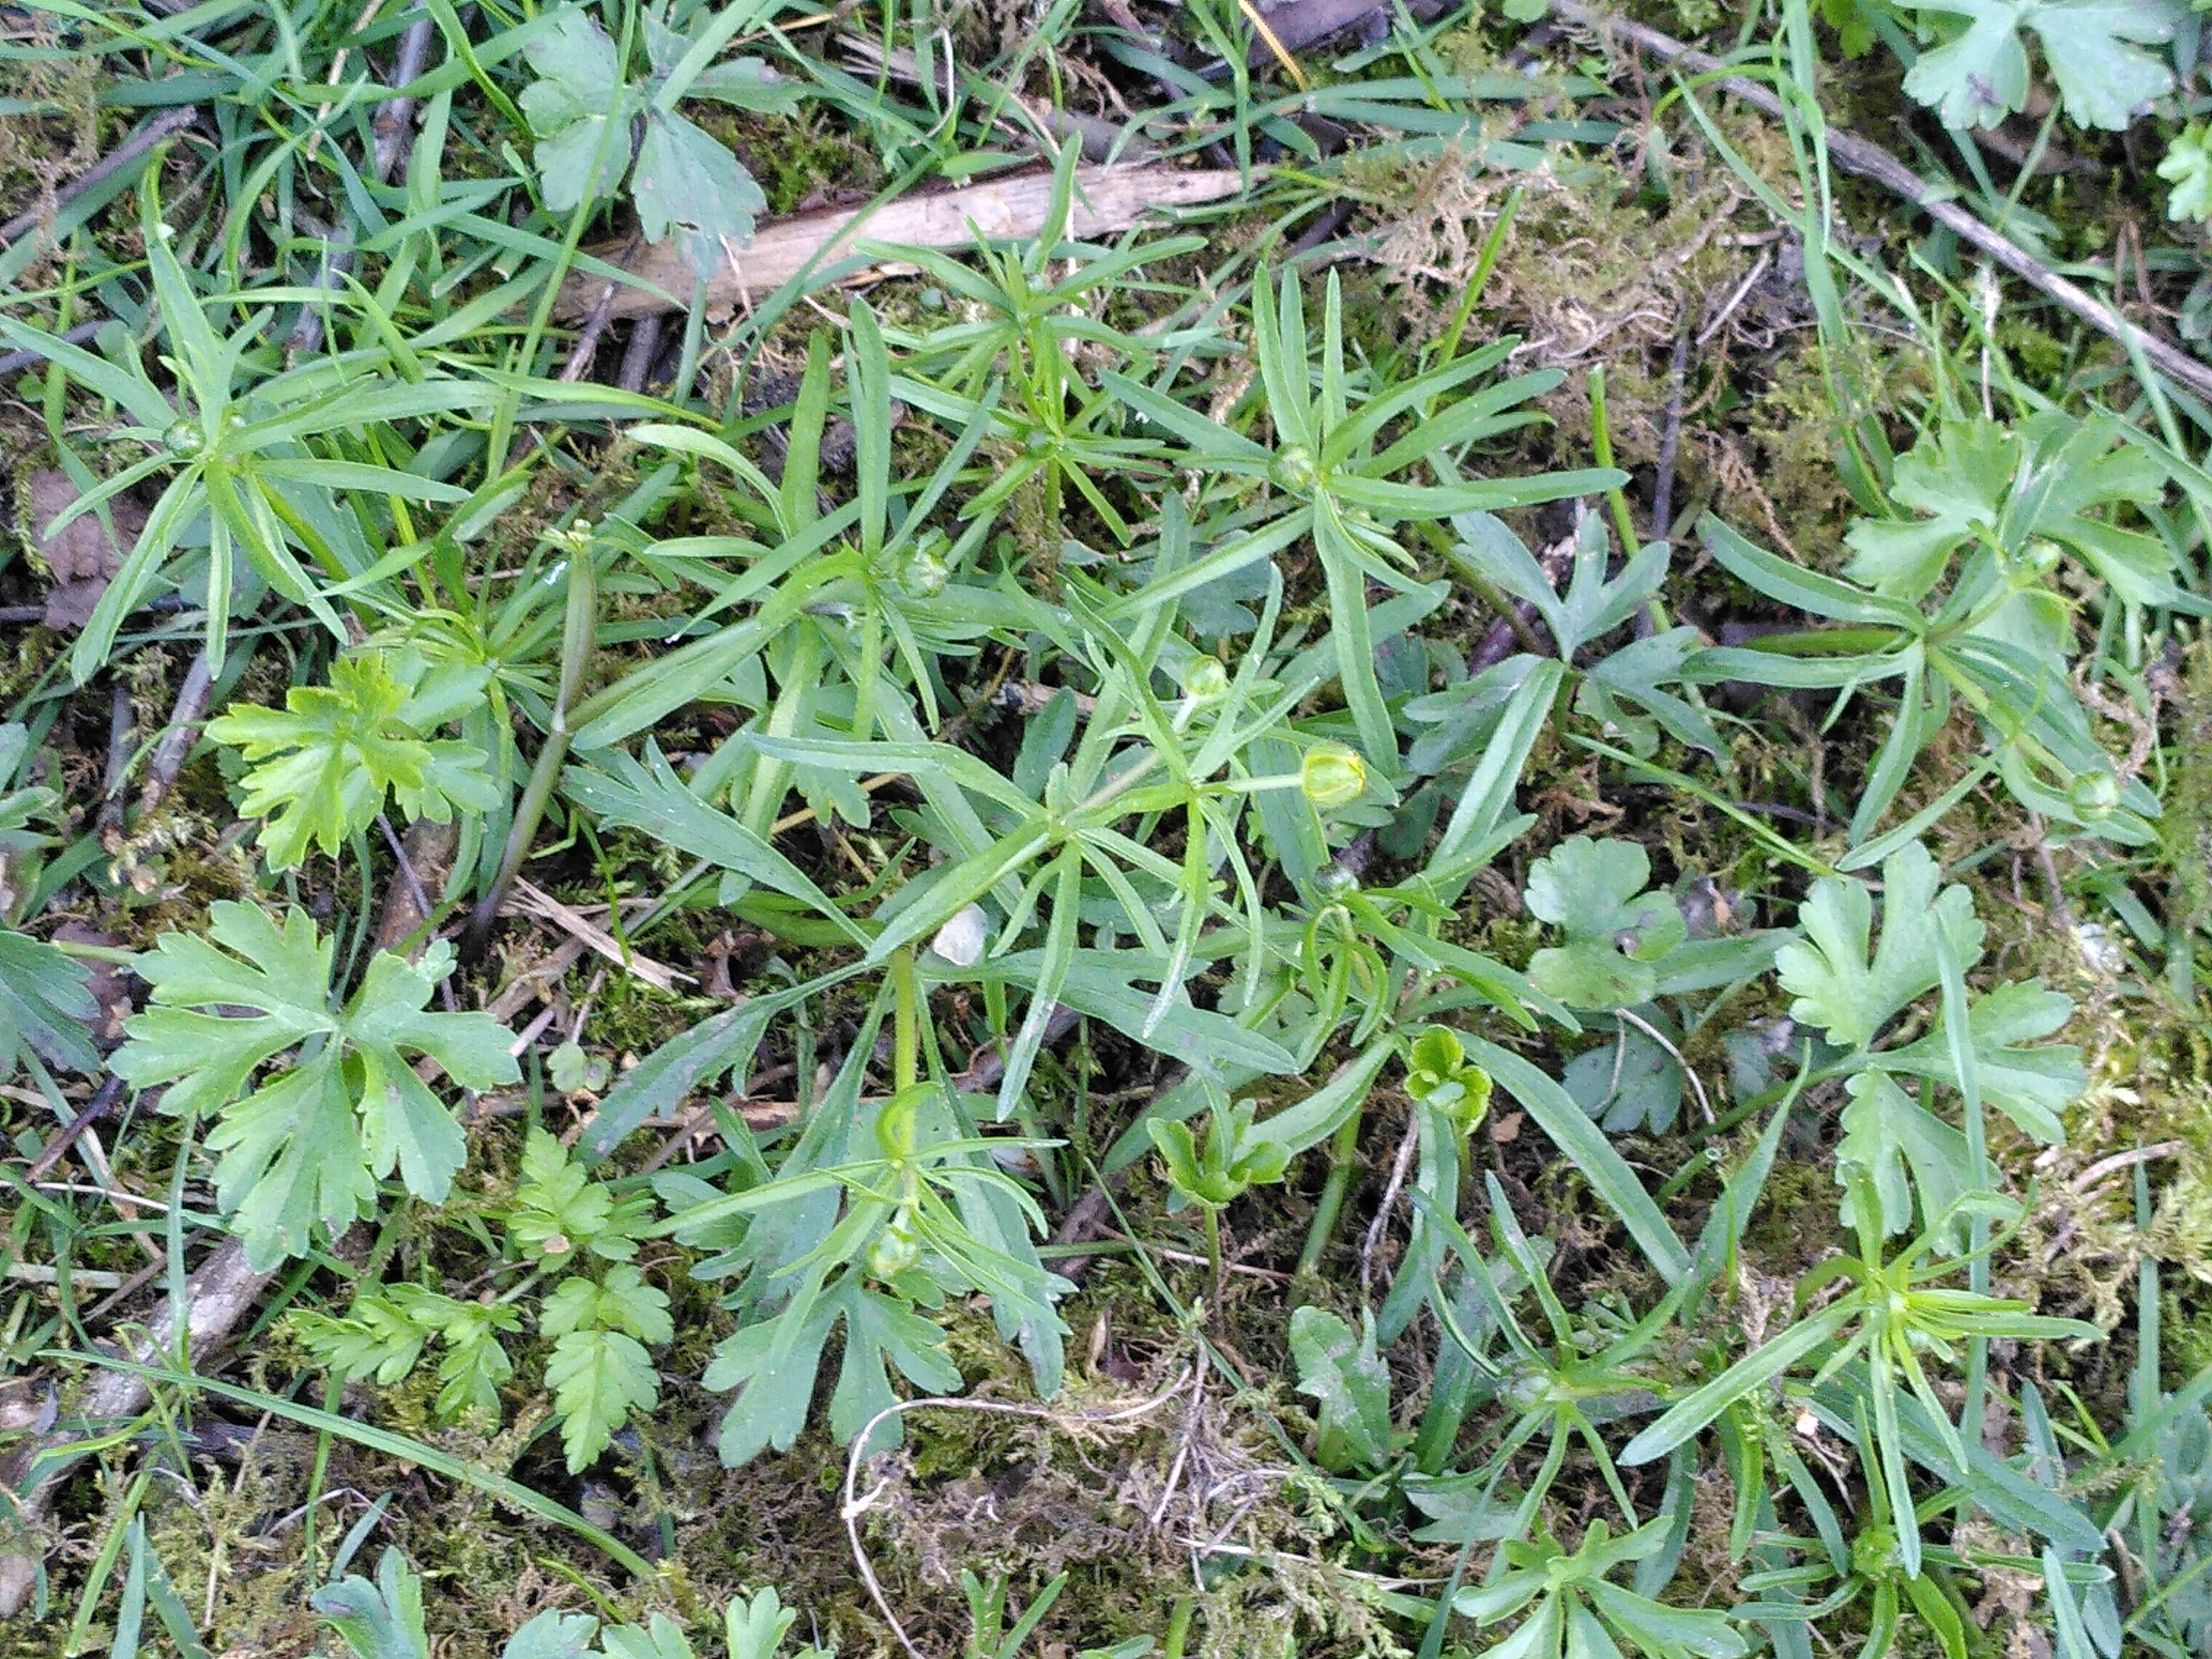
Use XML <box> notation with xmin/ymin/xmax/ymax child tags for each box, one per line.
<box><xmin>1897</xmin><ymin>0</ymin><xmax>2180</xmax><ymax>130</ymax></box>
<box><xmin>210</xmin><ymin>652</ymin><xmax>499</xmax><ymax>870</ymax></box>
<box><xmin>114</xmin><ymin>903</ymin><xmax>518</xmax><ymax>1268</ymax></box>
<box><xmin>1836</xmin><ymin>1071</ymin><xmax>1974</xmax><ymax>1238</ymax></box>
<box><xmin>1289</xmin><ymin>1305</ymin><xmax>1393</xmax><ymax>1472</ymax></box>
<box><xmin>1775</xmin><ymin>842</ymin><xmax>1984</xmax><ymax>1050</ymax></box>
<box><xmin>1523</xmin><ymin>836</ymin><xmax>1687</xmax><ymax>1008</ymax></box>
<box><xmin>1846</xmin><ymin>412</ymin><xmax>2177</xmax><ymax>607</ymax></box>
<box><xmin>703</xmin><ymin>1274</ymin><xmax>963</xmax><ymax>1465</ymax></box>
<box><xmin>632</xmin><ymin>111</ymin><xmax>766</xmax><ymax>274</ymax></box>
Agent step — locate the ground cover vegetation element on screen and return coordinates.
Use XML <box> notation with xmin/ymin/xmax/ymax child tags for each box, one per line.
<box><xmin>1</xmin><ymin>0</ymin><xmax>2211</xmax><ymax>1654</ymax></box>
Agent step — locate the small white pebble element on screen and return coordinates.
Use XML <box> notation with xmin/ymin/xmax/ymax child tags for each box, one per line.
<box><xmin>929</xmin><ymin>904</ymin><xmax>988</xmax><ymax>968</ymax></box>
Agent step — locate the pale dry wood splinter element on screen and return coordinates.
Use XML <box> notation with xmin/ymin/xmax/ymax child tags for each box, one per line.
<box><xmin>555</xmin><ymin>161</ymin><xmax>1248</xmax><ymax>321</ymax></box>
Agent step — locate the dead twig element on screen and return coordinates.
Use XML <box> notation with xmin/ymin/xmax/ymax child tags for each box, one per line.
<box><xmin>0</xmin><ymin>1238</ymin><xmax>276</xmax><ymax>1617</ymax></box>
<box><xmin>556</xmin><ymin>161</ymin><xmax>1245</xmax><ymax>321</ymax></box>
<box><xmin>1650</xmin><ymin>323</ymin><xmax>1693</xmax><ymax>541</ymax></box>
<box><xmin>21</xmin><ymin>1077</ymin><xmax>126</xmax><ymax>1184</ymax></box>
<box><xmin>134</xmin><ymin>647</ymin><xmax>215</xmax><ymax>820</ymax></box>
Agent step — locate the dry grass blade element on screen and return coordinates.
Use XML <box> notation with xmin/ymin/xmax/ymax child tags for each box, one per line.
<box><xmin>505</xmin><ymin>877</ymin><xmax>694</xmax><ymax>990</ymax></box>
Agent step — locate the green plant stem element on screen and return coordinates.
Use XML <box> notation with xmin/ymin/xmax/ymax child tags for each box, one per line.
<box><xmin>1203</xmin><ymin>1205</ymin><xmax>1225</xmax><ymax>1314</ymax></box>
<box><xmin>892</xmin><ymin>944</ymin><xmax>919</xmax><ymax>1094</ymax></box>
<box><xmin>1296</xmin><ymin>1107</ymin><xmax>1364</xmax><ymax>1281</ymax></box>
<box><xmin>464</xmin><ymin>546</ymin><xmax>597</xmax><ymax>953</ymax></box>
<box><xmin>1163</xmin><ymin>1595</ymin><xmax>1197</xmax><ymax>1659</ymax></box>
<box><xmin>1588</xmin><ymin>365</ymin><xmax>1641</xmax><ymax>554</ymax></box>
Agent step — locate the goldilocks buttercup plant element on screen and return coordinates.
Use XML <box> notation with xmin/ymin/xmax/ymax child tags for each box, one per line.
<box><xmin>1454</xmin><ymin>1516</ymin><xmax>1747</xmax><ymax>1659</ymax></box>
<box><xmin>0</xmin><ymin>184</ymin><xmax>486</xmax><ymax>680</ymax></box>
<box><xmin>1100</xmin><ymin>267</ymin><xmax>1624</xmax><ymax>765</ymax></box>
<box><xmin>1621</xmin><ymin>1183</ymin><xmax>2098</xmax><ymax>1577</ymax></box>
<box><xmin>1690</xmin><ymin>410</ymin><xmax>2174</xmax><ymax>850</ymax></box>
<box><xmin>658</xmin><ymin>1064</ymin><xmax>1070</xmax><ymax>1465</ymax></box>
<box><xmin>208</xmin><ymin>647</ymin><xmax>500</xmax><ymax>870</ymax></box>
<box><xmin>111</xmin><ymin>902</ymin><xmax>519</xmax><ymax>1269</ymax></box>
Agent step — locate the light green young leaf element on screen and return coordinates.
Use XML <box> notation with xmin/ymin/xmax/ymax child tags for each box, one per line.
<box><xmin>1775</xmin><ymin>842</ymin><xmax>1983</xmax><ymax>1050</ymax></box>
<box><xmin>208</xmin><ymin>652</ymin><xmax>498</xmax><ymax>870</ymax></box>
<box><xmin>428</xmin><ymin>1298</ymin><xmax>523</xmax><ymax>1419</ymax></box>
<box><xmin>545</xmin><ymin>1326</ymin><xmax>659</xmax><ymax>1472</ymax></box>
<box><xmin>541</xmin><ymin>1265</ymin><xmax>674</xmax><ymax>1345</ymax></box>
<box><xmin>1897</xmin><ymin>0</ymin><xmax>2178</xmax><ymax>130</ymax></box>
<box><xmin>1523</xmin><ymin>836</ymin><xmax>1687</xmax><ymax>1008</ymax></box>
<box><xmin>2161</xmin><ymin>128</ymin><xmax>2212</xmax><ymax>221</ymax></box>
<box><xmin>510</xmin><ymin>1128</ymin><xmax>653</xmax><ymax>1262</ymax></box>
<box><xmin>1844</xmin><ymin>421</ymin><xmax>2018</xmax><ymax>599</ymax></box>
<box><xmin>293</xmin><ymin>1289</ymin><xmax>440</xmax><ymax>1386</ymax></box>
<box><xmin>1848</xmin><ymin>414</ymin><xmax>2176</xmax><ymax>609</ymax></box>
<box><xmin>1834</xmin><ymin>1071</ymin><xmax>1974</xmax><ymax>1238</ymax></box>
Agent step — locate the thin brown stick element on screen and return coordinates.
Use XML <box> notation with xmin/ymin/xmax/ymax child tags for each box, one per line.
<box><xmin>136</xmin><ymin>647</ymin><xmax>214</xmax><ymax>819</ymax></box>
<box><xmin>21</xmin><ymin>1077</ymin><xmax>126</xmax><ymax>1183</ymax></box>
<box><xmin>0</xmin><ymin>106</ymin><xmax>200</xmax><ymax>249</ymax></box>
<box><xmin>559</xmin><ymin>280</ymin><xmax>620</xmax><ymax>382</ymax></box>
<box><xmin>0</xmin><ymin>1238</ymin><xmax>276</xmax><ymax>1617</ymax></box>
<box><xmin>615</xmin><ymin>314</ymin><xmax>663</xmax><ymax>393</ymax></box>
<box><xmin>1551</xmin><ymin>0</ymin><xmax>2212</xmax><ymax>404</ymax></box>
<box><xmin>94</xmin><ymin>679</ymin><xmax>136</xmax><ymax>852</ymax></box>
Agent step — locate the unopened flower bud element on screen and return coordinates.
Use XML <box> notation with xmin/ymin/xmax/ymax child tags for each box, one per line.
<box><xmin>1301</xmin><ymin>743</ymin><xmax>1367</xmax><ymax>810</ymax></box>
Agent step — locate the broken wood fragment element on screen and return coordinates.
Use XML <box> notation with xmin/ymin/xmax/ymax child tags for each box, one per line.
<box><xmin>554</xmin><ymin>161</ymin><xmax>1246</xmax><ymax>321</ymax></box>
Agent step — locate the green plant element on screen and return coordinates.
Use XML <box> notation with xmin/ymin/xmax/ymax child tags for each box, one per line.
<box><xmin>1887</xmin><ymin>0</ymin><xmax>2181</xmax><ymax>131</ymax></box>
<box><xmin>1776</xmin><ymin>842</ymin><xmax>2082</xmax><ymax>1232</ymax></box>
<box><xmin>111</xmin><ymin>903</ymin><xmax>519</xmax><ymax>1268</ymax></box>
<box><xmin>1289</xmin><ymin>1304</ymin><xmax>1394</xmax><ymax>1472</ymax></box>
<box><xmin>208</xmin><ymin>648</ymin><xmax>500</xmax><ymax>870</ymax></box>
<box><xmin>0</xmin><ymin>188</ymin><xmax>483</xmax><ymax>680</ymax></box>
<box><xmin>297</xmin><ymin>1129</ymin><xmax>665</xmax><ymax>1470</ymax></box>
<box><xmin>1101</xmin><ymin>268</ymin><xmax>1623</xmax><ymax>765</ymax></box>
<box><xmin>0</xmin><ymin>722</ymin><xmax>97</xmax><ymax>1082</ymax></box>
<box><xmin>1623</xmin><ymin>1188</ymin><xmax>2098</xmax><ymax>1575</ymax></box>
<box><xmin>520</xmin><ymin>2</ymin><xmax>804</xmax><ymax>275</ymax></box>
<box><xmin>314</xmin><ymin>1548</ymin><xmax>835</xmax><ymax>1658</ymax></box>
<box><xmin>1452</xmin><ymin>1517</ymin><xmax>1748</xmax><ymax>1659</ymax></box>
<box><xmin>1692</xmin><ymin>410</ymin><xmax>2171</xmax><ymax>850</ymax></box>
<box><xmin>658</xmin><ymin>1069</ymin><xmax>1069</xmax><ymax>1464</ymax></box>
